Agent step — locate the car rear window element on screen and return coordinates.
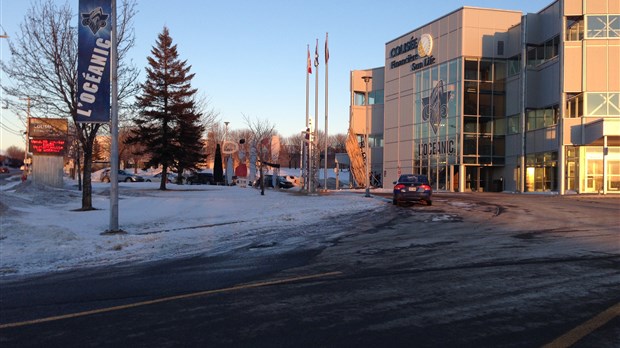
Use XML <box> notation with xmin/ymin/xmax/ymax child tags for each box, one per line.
<box><xmin>398</xmin><ymin>175</ymin><xmax>429</xmax><ymax>184</ymax></box>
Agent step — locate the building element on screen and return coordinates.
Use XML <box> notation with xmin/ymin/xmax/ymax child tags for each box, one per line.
<box><xmin>349</xmin><ymin>0</ymin><xmax>619</xmax><ymax>194</ymax></box>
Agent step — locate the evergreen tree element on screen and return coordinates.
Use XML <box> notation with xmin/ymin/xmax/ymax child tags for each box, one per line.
<box><xmin>214</xmin><ymin>144</ymin><xmax>223</xmax><ymax>184</ymax></box>
<box><xmin>126</xmin><ymin>27</ymin><xmax>205</xmax><ymax>190</ymax></box>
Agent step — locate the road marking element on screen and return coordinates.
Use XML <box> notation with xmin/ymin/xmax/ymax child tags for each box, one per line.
<box><xmin>542</xmin><ymin>301</ymin><xmax>620</xmax><ymax>348</ymax></box>
<box><xmin>0</xmin><ymin>271</ymin><xmax>342</xmax><ymax>329</ymax></box>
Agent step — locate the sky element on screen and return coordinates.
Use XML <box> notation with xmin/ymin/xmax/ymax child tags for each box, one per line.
<box><xmin>0</xmin><ymin>0</ymin><xmax>553</xmax><ymax>153</ymax></box>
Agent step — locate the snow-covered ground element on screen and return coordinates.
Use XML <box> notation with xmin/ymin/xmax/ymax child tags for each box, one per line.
<box><xmin>0</xmin><ymin>170</ymin><xmax>388</xmax><ymax>278</ymax></box>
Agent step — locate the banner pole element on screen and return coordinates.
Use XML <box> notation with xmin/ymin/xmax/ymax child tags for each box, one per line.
<box><xmin>109</xmin><ymin>0</ymin><xmax>119</xmax><ymax>231</ymax></box>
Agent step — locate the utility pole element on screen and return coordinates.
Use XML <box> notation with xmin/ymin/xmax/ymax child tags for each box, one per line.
<box><xmin>20</xmin><ymin>97</ymin><xmax>31</xmax><ymax>180</ymax></box>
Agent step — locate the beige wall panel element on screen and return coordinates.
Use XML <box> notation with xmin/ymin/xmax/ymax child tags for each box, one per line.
<box><xmin>610</xmin><ymin>0</ymin><xmax>620</xmax><ymax>13</ymax></box>
<box><xmin>399</xmin><ymin>94</ymin><xmax>414</xmax><ymax>126</ymax></box>
<box><xmin>438</xmin><ymin>33</ymin><xmax>449</xmax><ymax>63</ymax></box>
<box><xmin>385</xmin><ymin>78</ymin><xmax>399</xmax><ymax>98</ymax></box>
<box><xmin>399</xmin><ymin>124</ymin><xmax>414</xmax><ymax>142</ymax></box>
<box><xmin>564</xmin><ymin>44</ymin><xmax>583</xmax><ymax>92</ymax></box>
<box><xmin>399</xmin><ymin>140</ymin><xmax>414</xmax><ymax>162</ymax></box>
<box><xmin>384</xmin><ymin>127</ymin><xmax>399</xmax><ymax>144</ymax></box>
<box><xmin>447</xmin><ymin>30</ymin><xmax>460</xmax><ymax>60</ymax></box>
<box><xmin>384</xmin><ymin>96</ymin><xmax>399</xmax><ymax>129</ymax></box>
<box><xmin>462</xmin><ymin>27</ymin><xmax>482</xmax><ymax>57</ymax></box>
<box><xmin>585</xmin><ymin>45</ymin><xmax>608</xmax><ymax>91</ymax></box>
<box><xmin>431</xmin><ymin>20</ymin><xmax>440</xmax><ymax>41</ymax></box>
<box><xmin>585</xmin><ymin>0</ymin><xmax>608</xmax><ymax>14</ymax></box>
<box><xmin>463</xmin><ymin>8</ymin><xmax>480</xmax><ymax>29</ymax></box>
<box><xmin>609</xmin><ymin>44</ymin><xmax>620</xmax><ymax>91</ymax></box>
<box><xmin>439</xmin><ymin>16</ymin><xmax>450</xmax><ymax>37</ymax></box>
<box><xmin>564</xmin><ymin>0</ymin><xmax>583</xmax><ymax>15</ymax></box>
<box><xmin>350</xmin><ymin>106</ymin><xmax>365</xmax><ymax>134</ymax></box>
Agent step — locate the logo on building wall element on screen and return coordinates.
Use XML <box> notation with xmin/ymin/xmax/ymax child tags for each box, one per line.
<box><xmin>417</xmin><ymin>34</ymin><xmax>433</xmax><ymax>57</ymax></box>
<box><xmin>422</xmin><ymin>80</ymin><xmax>452</xmax><ymax>134</ymax></box>
<box><xmin>389</xmin><ymin>33</ymin><xmax>436</xmax><ymax>71</ymax></box>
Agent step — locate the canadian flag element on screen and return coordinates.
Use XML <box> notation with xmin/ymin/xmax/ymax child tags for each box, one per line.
<box><xmin>307</xmin><ymin>46</ymin><xmax>312</xmax><ymax>74</ymax></box>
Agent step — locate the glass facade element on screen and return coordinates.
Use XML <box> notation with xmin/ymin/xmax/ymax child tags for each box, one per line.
<box><xmin>526</xmin><ymin>151</ymin><xmax>558</xmax><ymax>192</ymax></box>
<box><xmin>411</xmin><ymin>58</ymin><xmax>461</xmax><ymax>190</ymax></box>
<box><xmin>582</xmin><ymin>146</ymin><xmax>620</xmax><ymax>193</ymax></box>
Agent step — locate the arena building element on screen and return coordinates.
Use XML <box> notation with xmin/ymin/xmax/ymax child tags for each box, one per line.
<box><xmin>349</xmin><ymin>0</ymin><xmax>619</xmax><ymax>194</ymax></box>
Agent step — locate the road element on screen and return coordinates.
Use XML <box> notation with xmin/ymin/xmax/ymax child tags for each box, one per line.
<box><xmin>1</xmin><ymin>192</ymin><xmax>619</xmax><ymax>347</ymax></box>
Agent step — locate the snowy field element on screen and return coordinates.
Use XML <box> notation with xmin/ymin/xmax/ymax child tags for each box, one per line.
<box><xmin>0</xmin><ymin>171</ymin><xmax>388</xmax><ymax>278</ymax></box>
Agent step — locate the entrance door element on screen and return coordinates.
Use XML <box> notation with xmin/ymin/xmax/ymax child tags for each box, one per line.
<box><xmin>585</xmin><ymin>155</ymin><xmax>603</xmax><ymax>193</ymax></box>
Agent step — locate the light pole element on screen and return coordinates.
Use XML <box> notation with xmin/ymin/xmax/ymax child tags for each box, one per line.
<box><xmin>224</xmin><ymin>121</ymin><xmax>229</xmax><ymax>185</ymax></box>
<box><xmin>20</xmin><ymin>97</ymin><xmax>31</xmax><ymax>180</ymax></box>
<box><xmin>362</xmin><ymin>75</ymin><xmax>372</xmax><ymax>197</ymax></box>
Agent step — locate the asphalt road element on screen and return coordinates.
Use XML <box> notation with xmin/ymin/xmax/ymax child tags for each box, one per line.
<box><xmin>1</xmin><ymin>192</ymin><xmax>619</xmax><ymax>347</ymax></box>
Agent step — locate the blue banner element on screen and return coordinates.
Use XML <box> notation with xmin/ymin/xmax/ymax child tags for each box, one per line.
<box><xmin>76</xmin><ymin>0</ymin><xmax>112</xmax><ymax>123</ymax></box>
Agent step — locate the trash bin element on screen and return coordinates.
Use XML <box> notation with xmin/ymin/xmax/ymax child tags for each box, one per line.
<box><xmin>493</xmin><ymin>179</ymin><xmax>502</xmax><ymax>192</ymax></box>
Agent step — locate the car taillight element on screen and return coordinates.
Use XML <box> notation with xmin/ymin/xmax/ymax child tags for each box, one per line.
<box><xmin>420</xmin><ymin>184</ymin><xmax>431</xmax><ymax>191</ymax></box>
<box><xmin>394</xmin><ymin>184</ymin><xmax>405</xmax><ymax>190</ymax></box>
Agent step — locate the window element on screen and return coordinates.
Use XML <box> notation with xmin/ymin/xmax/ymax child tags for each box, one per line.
<box><xmin>526</xmin><ymin>105</ymin><xmax>559</xmax><ymax>130</ymax></box>
<box><xmin>587</xmin><ymin>15</ymin><xmax>620</xmax><ymax>38</ymax></box>
<box><xmin>507</xmin><ymin>55</ymin><xmax>520</xmax><ymax>76</ymax></box>
<box><xmin>587</xmin><ymin>16</ymin><xmax>607</xmax><ymax>38</ymax></box>
<box><xmin>586</xmin><ymin>92</ymin><xmax>620</xmax><ymax>116</ymax></box>
<box><xmin>355</xmin><ymin>90</ymin><xmax>383</xmax><ymax>106</ymax></box>
<box><xmin>354</xmin><ymin>92</ymin><xmax>365</xmax><ymax>106</ymax></box>
<box><xmin>465</xmin><ymin>59</ymin><xmax>478</xmax><ymax>80</ymax></box>
<box><xmin>566</xmin><ymin>17</ymin><xmax>584</xmax><ymax>41</ymax></box>
<box><xmin>497</xmin><ymin>41</ymin><xmax>504</xmax><ymax>56</ymax></box>
<box><xmin>526</xmin><ymin>36</ymin><xmax>559</xmax><ymax>67</ymax></box>
<box><xmin>566</xmin><ymin>93</ymin><xmax>583</xmax><ymax>118</ymax></box>
<box><xmin>507</xmin><ymin>114</ymin><xmax>520</xmax><ymax>134</ymax></box>
<box><xmin>464</xmin><ymin>81</ymin><xmax>478</xmax><ymax>115</ymax></box>
<box><xmin>369</xmin><ymin>90</ymin><xmax>384</xmax><ymax>105</ymax></box>
<box><xmin>479</xmin><ymin>60</ymin><xmax>493</xmax><ymax>81</ymax></box>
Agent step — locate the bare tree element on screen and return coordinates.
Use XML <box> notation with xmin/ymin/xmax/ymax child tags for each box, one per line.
<box><xmin>5</xmin><ymin>145</ymin><xmax>25</xmax><ymax>160</ymax></box>
<box><xmin>243</xmin><ymin>114</ymin><xmax>275</xmax><ymax>196</ymax></box>
<box><xmin>1</xmin><ymin>0</ymin><xmax>139</xmax><ymax>210</ymax></box>
<box><xmin>331</xmin><ymin>133</ymin><xmax>347</xmax><ymax>153</ymax></box>
<box><xmin>283</xmin><ymin>133</ymin><xmax>304</xmax><ymax>169</ymax></box>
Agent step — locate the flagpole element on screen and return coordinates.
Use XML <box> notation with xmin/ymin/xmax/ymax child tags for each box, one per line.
<box><xmin>313</xmin><ymin>38</ymin><xmax>319</xmax><ymax>194</ymax></box>
<box><xmin>305</xmin><ymin>44</ymin><xmax>310</xmax><ymax>192</ymax></box>
<box><xmin>323</xmin><ymin>32</ymin><xmax>329</xmax><ymax>191</ymax></box>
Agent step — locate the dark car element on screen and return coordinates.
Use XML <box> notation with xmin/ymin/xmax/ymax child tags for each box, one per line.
<box><xmin>0</xmin><ymin>167</ymin><xmax>9</xmax><ymax>173</ymax></box>
<box><xmin>392</xmin><ymin>174</ymin><xmax>432</xmax><ymax>206</ymax></box>
<box><xmin>254</xmin><ymin>174</ymin><xmax>294</xmax><ymax>189</ymax></box>
<box><xmin>186</xmin><ymin>172</ymin><xmax>215</xmax><ymax>185</ymax></box>
<box><xmin>100</xmin><ymin>169</ymin><xmax>145</xmax><ymax>183</ymax></box>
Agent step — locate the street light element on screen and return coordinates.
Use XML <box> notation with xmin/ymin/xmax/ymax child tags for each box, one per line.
<box><xmin>362</xmin><ymin>75</ymin><xmax>372</xmax><ymax>198</ymax></box>
<box><xmin>224</xmin><ymin>121</ymin><xmax>229</xmax><ymax>185</ymax></box>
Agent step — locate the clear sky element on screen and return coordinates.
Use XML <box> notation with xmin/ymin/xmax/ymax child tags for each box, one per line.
<box><xmin>1</xmin><ymin>0</ymin><xmax>553</xmax><ymax>153</ymax></box>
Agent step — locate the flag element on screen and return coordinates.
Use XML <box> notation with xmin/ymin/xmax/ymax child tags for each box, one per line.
<box><xmin>307</xmin><ymin>46</ymin><xmax>312</xmax><ymax>74</ymax></box>
<box><xmin>325</xmin><ymin>33</ymin><xmax>329</xmax><ymax>64</ymax></box>
<box><xmin>314</xmin><ymin>39</ymin><xmax>319</xmax><ymax>67</ymax></box>
<box><xmin>77</xmin><ymin>0</ymin><xmax>112</xmax><ymax>123</ymax></box>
